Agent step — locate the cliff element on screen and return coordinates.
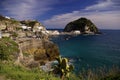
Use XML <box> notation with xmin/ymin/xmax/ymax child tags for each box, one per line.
<box><xmin>17</xmin><ymin>39</ymin><xmax>59</xmax><ymax>59</ymax></box>
<box><xmin>0</xmin><ymin>15</ymin><xmax>60</xmax><ymax>67</ymax></box>
<box><xmin>64</xmin><ymin>17</ymin><xmax>100</xmax><ymax>34</ymax></box>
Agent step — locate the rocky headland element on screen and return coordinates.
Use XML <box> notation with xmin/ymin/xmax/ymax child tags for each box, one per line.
<box><xmin>0</xmin><ymin>15</ymin><xmax>60</xmax><ymax>67</ymax></box>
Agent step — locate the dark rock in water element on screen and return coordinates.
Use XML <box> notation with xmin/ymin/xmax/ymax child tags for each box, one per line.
<box><xmin>64</xmin><ymin>17</ymin><xmax>101</xmax><ymax>34</ymax></box>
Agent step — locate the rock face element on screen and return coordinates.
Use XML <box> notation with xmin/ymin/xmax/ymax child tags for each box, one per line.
<box><xmin>17</xmin><ymin>38</ymin><xmax>59</xmax><ymax>65</ymax></box>
<box><xmin>64</xmin><ymin>18</ymin><xmax>100</xmax><ymax>34</ymax></box>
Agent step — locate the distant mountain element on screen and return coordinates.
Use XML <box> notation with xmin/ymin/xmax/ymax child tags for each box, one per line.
<box><xmin>64</xmin><ymin>18</ymin><xmax>101</xmax><ymax>34</ymax></box>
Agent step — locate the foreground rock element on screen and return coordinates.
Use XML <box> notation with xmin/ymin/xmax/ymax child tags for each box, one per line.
<box><xmin>64</xmin><ymin>17</ymin><xmax>101</xmax><ymax>34</ymax></box>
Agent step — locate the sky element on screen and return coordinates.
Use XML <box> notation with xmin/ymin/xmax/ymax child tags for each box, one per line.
<box><xmin>0</xmin><ymin>0</ymin><xmax>120</xmax><ymax>29</ymax></box>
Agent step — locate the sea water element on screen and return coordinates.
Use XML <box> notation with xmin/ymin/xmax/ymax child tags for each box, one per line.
<box><xmin>51</xmin><ymin>30</ymin><xmax>120</xmax><ymax>72</ymax></box>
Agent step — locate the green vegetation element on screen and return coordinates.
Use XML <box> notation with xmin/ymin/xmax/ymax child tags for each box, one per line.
<box><xmin>34</xmin><ymin>48</ymin><xmax>46</xmax><ymax>61</ymax></box>
<box><xmin>53</xmin><ymin>56</ymin><xmax>74</xmax><ymax>80</ymax></box>
<box><xmin>11</xmin><ymin>32</ymin><xmax>18</xmax><ymax>38</ymax></box>
<box><xmin>78</xmin><ymin>66</ymin><xmax>120</xmax><ymax>80</ymax></box>
<box><xmin>0</xmin><ymin>37</ymin><xmax>19</xmax><ymax>60</ymax></box>
<box><xmin>16</xmin><ymin>27</ymin><xmax>22</xmax><ymax>31</ymax></box>
<box><xmin>0</xmin><ymin>61</ymin><xmax>119</xmax><ymax>80</ymax></box>
<box><xmin>0</xmin><ymin>61</ymin><xmax>60</xmax><ymax>80</ymax></box>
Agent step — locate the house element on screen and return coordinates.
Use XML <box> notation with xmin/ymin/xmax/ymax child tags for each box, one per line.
<box><xmin>21</xmin><ymin>25</ymin><xmax>27</xmax><ymax>30</ymax></box>
<box><xmin>27</xmin><ymin>27</ymin><xmax>32</xmax><ymax>30</ymax></box>
<box><xmin>38</xmin><ymin>26</ymin><xmax>44</xmax><ymax>31</ymax></box>
<box><xmin>73</xmin><ymin>30</ymin><xmax>81</xmax><ymax>34</ymax></box>
<box><xmin>5</xmin><ymin>16</ymin><xmax>10</xmax><ymax>19</ymax></box>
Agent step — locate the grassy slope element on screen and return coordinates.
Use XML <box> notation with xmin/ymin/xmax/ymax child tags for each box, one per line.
<box><xmin>0</xmin><ymin>62</ymin><xmax>60</xmax><ymax>80</ymax></box>
<box><xmin>0</xmin><ymin>61</ymin><xmax>120</xmax><ymax>80</ymax></box>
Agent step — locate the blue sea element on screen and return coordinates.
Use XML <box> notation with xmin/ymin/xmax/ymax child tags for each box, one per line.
<box><xmin>50</xmin><ymin>30</ymin><xmax>120</xmax><ymax>72</ymax></box>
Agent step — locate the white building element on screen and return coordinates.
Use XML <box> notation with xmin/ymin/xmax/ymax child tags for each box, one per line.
<box><xmin>45</xmin><ymin>30</ymin><xmax>60</xmax><ymax>35</ymax></box>
<box><xmin>52</xmin><ymin>30</ymin><xmax>60</xmax><ymax>35</ymax></box>
<box><xmin>27</xmin><ymin>27</ymin><xmax>32</xmax><ymax>30</ymax></box>
<box><xmin>73</xmin><ymin>30</ymin><xmax>81</xmax><ymax>34</ymax></box>
<box><xmin>5</xmin><ymin>16</ymin><xmax>11</xmax><ymax>19</ymax></box>
<box><xmin>37</xmin><ymin>26</ymin><xmax>45</xmax><ymax>32</ymax></box>
<box><xmin>21</xmin><ymin>25</ymin><xmax>27</xmax><ymax>30</ymax></box>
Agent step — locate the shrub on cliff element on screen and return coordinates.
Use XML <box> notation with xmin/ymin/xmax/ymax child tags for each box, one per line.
<box><xmin>34</xmin><ymin>48</ymin><xmax>46</xmax><ymax>61</ymax></box>
<box><xmin>0</xmin><ymin>37</ymin><xmax>19</xmax><ymax>60</ymax></box>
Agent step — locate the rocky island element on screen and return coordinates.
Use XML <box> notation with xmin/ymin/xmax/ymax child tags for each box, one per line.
<box><xmin>64</xmin><ymin>17</ymin><xmax>101</xmax><ymax>34</ymax></box>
